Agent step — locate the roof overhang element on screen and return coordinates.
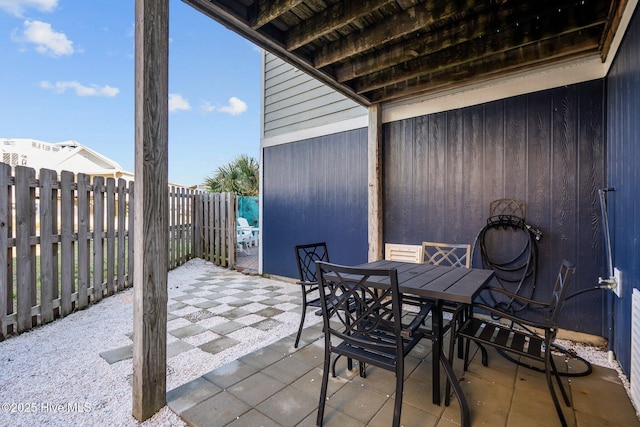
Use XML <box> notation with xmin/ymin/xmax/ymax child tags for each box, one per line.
<box><xmin>183</xmin><ymin>0</ymin><xmax>636</xmax><ymax>107</ymax></box>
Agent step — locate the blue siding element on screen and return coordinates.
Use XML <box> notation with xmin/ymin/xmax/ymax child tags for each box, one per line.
<box><xmin>383</xmin><ymin>81</ymin><xmax>607</xmax><ymax>337</ymax></box>
<box><xmin>262</xmin><ymin>129</ymin><xmax>369</xmax><ymax>278</ymax></box>
<box><xmin>607</xmin><ymin>6</ymin><xmax>640</xmax><ymax>376</ymax></box>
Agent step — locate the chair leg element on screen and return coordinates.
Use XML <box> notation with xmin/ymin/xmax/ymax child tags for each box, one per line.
<box><xmin>359</xmin><ymin>361</ymin><xmax>367</xmax><ymax>378</ymax></box>
<box><xmin>445</xmin><ymin>318</ymin><xmax>459</xmax><ymax>406</ymax></box>
<box><xmin>317</xmin><ymin>343</ymin><xmax>331</xmax><ymax>426</ymax></box>
<box><xmin>463</xmin><ymin>336</ymin><xmax>471</xmax><ymax>371</ymax></box>
<box><xmin>441</xmin><ymin>355</ymin><xmax>470</xmax><ymax>427</ymax></box>
<box><xmin>456</xmin><ymin>307</ymin><xmax>469</xmax><ymax>359</ymax></box>
<box><xmin>294</xmin><ymin>292</ymin><xmax>308</xmax><ymax>348</ymax></box>
<box><xmin>479</xmin><ymin>342</ymin><xmax>488</xmax><ymax>366</ymax></box>
<box><xmin>549</xmin><ymin>351</ymin><xmax>571</xmax><ymax>406</ymax></box>
<box><xmin>392</xmin><ymin>366</ymin><xmax>404</xmax><ymax>427</ymax></box>
<box><xmin>331</xmin><ymin>354</ymin><xmax>340</xmax><ymax>377</ymax></box>
<box><xmin>545</xmin><ymin>349</ymin><xmax>569</xmax><ymax>427</ymax></box>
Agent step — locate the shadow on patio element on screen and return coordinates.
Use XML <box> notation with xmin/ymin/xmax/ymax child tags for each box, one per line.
<box><xmin>163</xmin><ymin>268</ymin><xmax>639</xmax><ymax>427</ymax></box>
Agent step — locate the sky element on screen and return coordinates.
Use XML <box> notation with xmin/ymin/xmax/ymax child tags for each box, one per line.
<box><xmin>0</xmin><ymin>0</ymin><xmax>261</xmax><ymax>186</ymax></box>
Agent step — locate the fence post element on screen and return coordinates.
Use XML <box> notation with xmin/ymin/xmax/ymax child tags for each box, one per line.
<box><xmin>0</xmin><ymin>163</ymin><xmax>11</xmax><ymax>338</ymax></box>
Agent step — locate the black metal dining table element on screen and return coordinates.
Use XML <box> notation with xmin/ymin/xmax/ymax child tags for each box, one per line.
<box><xmin>356</xmin><ymin>259</ymin><xmax>494</xmax><ymax>427</ymax></box>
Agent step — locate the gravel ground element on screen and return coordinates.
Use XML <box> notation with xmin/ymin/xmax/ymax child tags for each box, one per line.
<box><xmin>0</xmin><ymin>258</ymin><xmax>631</xmax><ymax>426</ymax></box>
<box><xmin>0</xmin><ymin>258</ymin><xmax>320</xmax><ymax>427</ymax></box>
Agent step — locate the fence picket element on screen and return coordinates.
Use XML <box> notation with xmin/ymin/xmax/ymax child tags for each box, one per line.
<box><xmin>106</xmin><ymin>178</ymin><xmax>116</xmax><ymax>295</ymax></box>
<box><xmin>15</xmin><ymin>166</ymin><xmax>35</xmax><ymax>332</ymax></box>
<box><xmin>169</xmin><ymin>186</ymin><xmax>175</xmax><ymax>268</ymax></box>
<box><xmin>60</xmin><ymin>171</ymin><xmax>74</xmax><ymax>316</ymax></box>
<box><xmin>39</xmin><ymin>168</ymin><xmax>57</xmax><ymax>323</ymax></box>
<box><xmin>0</xmin><ymin>163</ymin><xmax>10</xmax><ymax>338</ymax></box>
<box><xmin>93</xmin><ymin>176</ymin><xmax>105</xmax><ymax>302</ymax></box>
<box><xmin>77</xmin><ymin>173</ymin><xmax>90</xmax><ymax>308</ymax></box>
<box><xmin>117</xmin><ymin>179</ymin><xmax>126</xmax><ymax>291</ymax></box>
<box><xmin>128</xmin><ymin>182</ymin><xmax>134</xmax><ymax>286</ymax></box>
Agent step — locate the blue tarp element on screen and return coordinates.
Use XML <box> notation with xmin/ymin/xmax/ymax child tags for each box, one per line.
<box><xmin>237</xmin><ymin>196</ymin><xmax>259</xmax><ymax>226</ymax></box>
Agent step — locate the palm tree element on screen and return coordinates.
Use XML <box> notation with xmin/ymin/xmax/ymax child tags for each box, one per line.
<box><xmin>203</xmin><ymin>154</ymin><xmax>259</xmax><ymax>196</ymax></box>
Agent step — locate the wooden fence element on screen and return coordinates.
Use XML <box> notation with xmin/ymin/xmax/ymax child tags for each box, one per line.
<box><xmin>193</xmin><ymin>192</ymin><xmax>237</xmax><ymax>268</ymax></box>
<box><xmin>0</xmin><ymin>164</ymin><xmax>238</xmax><ymax>339</ymax></box>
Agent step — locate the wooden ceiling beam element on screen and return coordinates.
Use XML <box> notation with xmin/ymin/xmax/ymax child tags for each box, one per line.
<box><xmin>365</xmin><ymin>31</ymin><xmax>603</xmax><ymax>103</ymax></box>
<box><xmin>251</xmin><ymin>0</ymin><xmax>305</xmax><ymax>29</ymax></box>
<box><xmin>313</xmin><ymin>0</ymin><xmax>497</xmax><ymax>68</ymax></box>
<box><xmin>286</xmin><ymin>0</ymin><xmax>395</xmax><ymax>51</ymax></box>
<box><xmin>351</xmin><ymin>17</ymin><xmax>608</xmax><ymax>93</ymax></box>
<box><xmin>600</xmin><ymin>0</ymin><xmax>628</xmax><ymax>61</ymax></box>
<box><xmin>334</xmin><ymin>0</ymin><xmax>595</xmax><ymax>83</ymax></box>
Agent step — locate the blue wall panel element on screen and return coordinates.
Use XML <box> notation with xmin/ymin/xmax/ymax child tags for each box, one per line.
<box><xmin>262</xmin><ymin>129</ymin><xmax>369</xmax><ymax>278</ymax></box>
<box><xmin>607</xmin><ymin>6</ymin><xmax>640</xmax><ymax>376</ymax></box>
<box><xmin>383</xmin><ymin>81</ymin><xmax>606</xmax><ymax>338</ymax></box>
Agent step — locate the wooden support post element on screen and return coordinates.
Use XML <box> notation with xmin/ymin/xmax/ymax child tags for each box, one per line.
<box><xmin>368</xmin><ymin>104</ymin><xmax>383</xmax><ymax>262</ymax></box>
<box><xmin>132</xmin><ymin>0</ymin><xmax>169</xmax><ymax>421</ymax></box>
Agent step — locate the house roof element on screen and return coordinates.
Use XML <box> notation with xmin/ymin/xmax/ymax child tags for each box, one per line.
<box><xmin>0</xmin><ymin>138</ymin><xmax>133</xmax><ymax>178</ymax></box>
<box><xmin>183</xmin><ymin>0</ymin><xmax>634</xmax><ymax>106</ymax></box>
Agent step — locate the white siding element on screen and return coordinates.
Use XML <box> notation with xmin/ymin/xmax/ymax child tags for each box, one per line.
<box><xmin>262</xmin><ymin>52</ymin><xmax>366</xmax><ymax>139</ymax></box>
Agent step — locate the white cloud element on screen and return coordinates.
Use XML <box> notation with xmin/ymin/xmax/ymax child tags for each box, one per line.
<box><xmin>169</xmin><ymin>93</ymin><xmax>191</xmax><ymax>112</ymax></box>
<box><xmin>0</xmin><ymin>0</ymin><xmax>57</xmax><ymax>17</ymax></box>
<box><xmin>21</xmin><ymin>20</ymin><xmax>74</xmax><ymax>57</ymax></box>
<box><xmin>40</xmin><ymin>80</ymin><xmax>119</xmax><ymax>97</ymax></box>
<box><xmin>216</xmin><ymin>97</ymin><xmax>248</xmax><ymax>116</ymax></box>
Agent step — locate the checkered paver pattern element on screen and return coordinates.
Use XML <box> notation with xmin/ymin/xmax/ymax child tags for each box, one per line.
<box><xmin>99</xmin><ymin>264</ymin><xmax>322</xmax><ymax>388</ymax></box>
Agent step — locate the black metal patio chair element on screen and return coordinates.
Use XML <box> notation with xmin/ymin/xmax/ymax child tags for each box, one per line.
<box><xmin>293</xmin><ymin>242</ymin><xmax>330</xmax><ymax>348</ymax></box>
<box><xmin>423</xmin><ymin>241</ymin><xmax>472</xmax><ymax>357</ymax></box>
<box><xmin>449</xmin><ymin>259</ymin><xmax>576</xmax><ymax>427</ymax></box>
<box><xmin>315</xmin><ymin>261</ymin><xmax>430</xmax><ymax>427</ymax></box>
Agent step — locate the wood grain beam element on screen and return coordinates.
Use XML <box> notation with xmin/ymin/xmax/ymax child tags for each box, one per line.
<box><xmin>286</xmin><ymin>0</ymin><xmax>394</xmax><ymax>51</ymax></box>
<box><xmin>251</xmin><ymin>0</ymin><xmax>305</xmax><ymax>29</ymax></box>
<box><xmin>368</xmin><ymin>104</ymin><xmax>383</xmax><ymax>262</ymax></box>
<box><xmin>313</xmin><ymin>0</ymin><xmax>495</xmax><ymax>68</ymax></box>
<box><xmin>351</xmin><ymin>18</ymin><xmax>607</xmax><ymax>94</ymax></box>
<box><xmin>334</xmin><ymin>0</ymin><xmax>592</xmax><ymax>83</ymax></box>
<box><xmin>365</xmin><ymin>29</ymin><xmax>603</xmax><ymax>103</ymax></box>
<box><xmin>132</xmin><ymin>0</ymin><xmax>169</xmax><ymax>421</ymax></box>
<box><xmin>600</xmin><ymin>0</ymin><xmax>629</xmax><ymax>61</ymax></box>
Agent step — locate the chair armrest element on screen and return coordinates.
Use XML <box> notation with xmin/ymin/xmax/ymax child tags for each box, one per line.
<box><xmin>481</xmin><ymin>286</ymin><xmax>550</xmax><ymax>309</ymax></box>
<box><xmin>402</xmin><ymin>302</ymin><xmax>432</xmax><ymax>338</ymax></box>
<box><xmin>473</xmin><ymin>302</ymin><xmax>552</xmax><ymax>331</ymax></box>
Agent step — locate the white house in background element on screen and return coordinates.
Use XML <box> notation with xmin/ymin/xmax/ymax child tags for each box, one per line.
<box><xmin>1</xmin><ymin>138</ymin><xmax>134</xmax><ymax>181</ymax></box>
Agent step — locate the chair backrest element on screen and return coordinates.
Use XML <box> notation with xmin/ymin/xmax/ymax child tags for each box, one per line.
<box><xmin>385</xmin><ymin>243</ymin><xmax>424</xmax><ymax>264</ymax></box>
<box><xmin>294</xmin><ymin>242</ymin><xmax>329</xmax><ymax>282</ymax></box>
<box><xmin>237</xmin><ymin>217</ymin><xmax>251</xmax><ymax>229</ymax></box>
<box><xmin>316</xmin><ymin>261</ymin><xmax>403</xmax><ymax>353</ymax></box>
<box><xmin>237</xmin><ymin>227</ymin><xmax>252</xmax><ymax>242</ymax></box>
<box><xmin>422</xmin><ymin>241</ymin><xmax>471</xmax><ymax>268</ymax></box>
<box><xmin>547</xmin><ymin>259</ymin><xmax>576</xmax><ymax>325</ymax></box>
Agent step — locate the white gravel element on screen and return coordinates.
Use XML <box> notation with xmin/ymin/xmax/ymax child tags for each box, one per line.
<box><xmin>0</xmin><ymin>258</ymin><xmax>319</xmax><ymax>427</ymax></box>
<box><xmin>0</xmin><ymin>258</ymin><xmax>631</xmax><ymax>426</ymax></box>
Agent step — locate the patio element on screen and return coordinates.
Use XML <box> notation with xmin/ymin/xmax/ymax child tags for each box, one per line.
<box><xmin>163</xmin><ymin>266</ymin><xmax>640</xmax><ymax>427</ymax></box>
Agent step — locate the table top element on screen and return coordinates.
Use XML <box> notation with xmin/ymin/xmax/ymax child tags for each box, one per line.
<box><xmin>357</xmin><ymin>260</ymin><xmax>494</xmax><ymax>305</ymax></box>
